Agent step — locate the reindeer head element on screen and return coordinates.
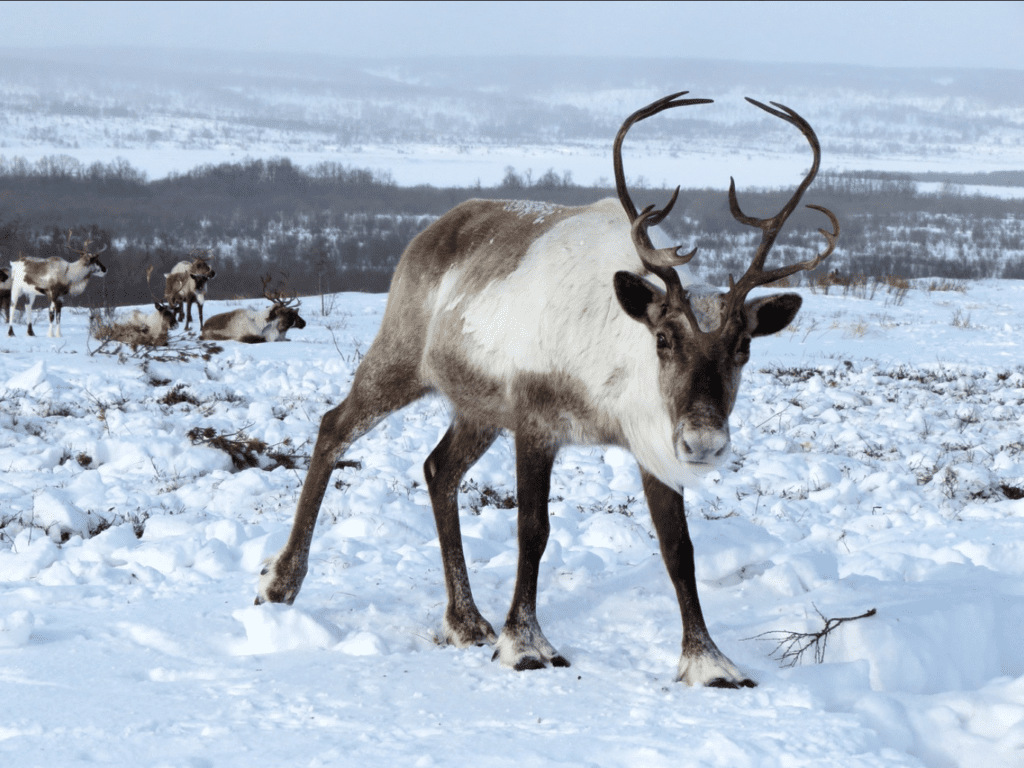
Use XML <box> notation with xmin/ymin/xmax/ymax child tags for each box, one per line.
<box><xmin>153</xmin><ymin>301</ymin><xmax>179</xmax><ymax>331</ymax></box>
<box><xmin>64</xmin><ymin>230</ymin><xmax>108</xmax><ymax>277</ymax></box>
<box><xmin>191</xmin><ymin>273</ymin><xmax>212</xmax><ymax>293</ymax></box>
<box><xmin>189</xmin><ymin>249</ymin><xmax>216</xmax><ymax>281</ymax></box>
<box><xmin>261</xmin><ymin>274</ymin><xmax>306</xmax><ymax>334</ymax></box>
<box><xmin>612</xmin><ymin>94</ymin><xmax>838</xmax><ymax>478</ymax></box>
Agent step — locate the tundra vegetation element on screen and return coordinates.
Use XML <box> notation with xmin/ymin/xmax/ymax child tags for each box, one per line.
<box><xmin>0</xmin><ymin>158</ymin><xmax>1021</xmax><ymax>318</ymax></box>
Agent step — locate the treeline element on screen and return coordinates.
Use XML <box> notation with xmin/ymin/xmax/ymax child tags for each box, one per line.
<box><xmin>0</xmin><ymin>156</ymin><xmax>1022</xmax><ymax>311</ymax></box>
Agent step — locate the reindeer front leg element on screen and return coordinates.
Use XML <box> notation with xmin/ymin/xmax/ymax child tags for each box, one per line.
<box><xmin>641</xmin><ymin>470</ymin><xmax>755</xmax><ymax>688</ymax></box>
<box><xmin>47</xmin><ymin>296</ymin><xmax>63</xmax><ymax>338</ymax></box>
<box><xmin>493</xmin><ymin>434</ymin><xmax>569</xmax><ymax>670</ymax></box>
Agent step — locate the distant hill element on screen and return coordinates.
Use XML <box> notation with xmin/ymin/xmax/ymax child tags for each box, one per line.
<box><xmin>0</xmin><ymin>49</ymin><xmax>1019</xmax><ymax>185</ymax></box>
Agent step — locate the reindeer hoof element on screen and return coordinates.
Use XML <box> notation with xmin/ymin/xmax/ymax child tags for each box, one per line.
<box><xmin>512</xmin><ymin>656</ymin><xmax>547</xmax><ymax>671</ymax></box>
<box><xmin>443</xmin><ymin>612</ymin><xmax>497</xmax><ymax>648</ymax></box>
<box><xmin>256</xmin><ymin>554</ymin><xmax>304</xmax><ymax>605</ymax></box>
<box><xmin>707</xmin><ymin>677</ymin><xmax>757</xmax><ymax>689</ymax></box>
<box><xmin>491</xmin><ymin>624</ymin><xmax>568</xmax><ymax>671</ymax></box>
<box><xmin>500</xmin><ymin>654</ymin><xmax>570</xmax><ymax>671</ymax></box>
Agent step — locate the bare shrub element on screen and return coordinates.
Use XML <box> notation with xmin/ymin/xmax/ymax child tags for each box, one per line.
<box><xmin>746</xmin><ymin>606</ymin><xmax>877</xmax><ymax>667</ymax></box>
<box><xmin>186</xmin><ymin>426</ymin><xmax>301</xmax><ymax>471</ymax></box>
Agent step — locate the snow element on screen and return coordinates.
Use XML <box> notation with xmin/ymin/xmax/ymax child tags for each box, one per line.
<box><xmin>3</xmin><ymin>139</ymin><xmax>1023</xmax><ymax>195</ymax></box>
<box><xmin>0</xmin><ymin>281</ymin><xmax>1023</xmax><ymax>767</ymax></box>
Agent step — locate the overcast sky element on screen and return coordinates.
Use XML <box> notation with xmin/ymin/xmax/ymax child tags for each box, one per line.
<box><xmin>2</xmin><ymin>1</ymin><xmax>1022</xmax><ymax>69</ymax></box>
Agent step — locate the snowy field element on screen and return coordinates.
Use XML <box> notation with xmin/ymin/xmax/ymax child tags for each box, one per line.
<box><xmin>1</xmin><ymin>278</ymin><xmax>1023</xmax><ymax>767</ymax></box>
<box><xmin>3</xmin><ymin>140</ymin><xmax>1023</xmax><ymax>196</ymax></box>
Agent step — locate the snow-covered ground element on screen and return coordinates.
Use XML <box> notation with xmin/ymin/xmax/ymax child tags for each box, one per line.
<box><xmin>2</xmin><ymin>139</ymin><xmax>1022</xmax><ymax>194</ymax></box>
<box><xmin>1</xmin><ymin>279</ymin><xmax>1023</xmax><ymax>767</ymax></box>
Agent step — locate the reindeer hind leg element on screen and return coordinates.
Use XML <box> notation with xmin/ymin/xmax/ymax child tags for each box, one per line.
<box><xmin>256</xmin><ymin>337</ymin><xmax>430</xmax><ymax>605</ymax></box>
<box><xmin>25</xmin><ymin>293</ymin><xmax>36</xmax><ymax>337</ymax></box>
<box><xmin>6</xmin><ymin>285</ymin><xmax>17</xmax><ymax>336</ymax></box>
<box><xmin>424</xmin><ymin>416</ymin><xmax>500</xmax><ymax>647</ymax></box>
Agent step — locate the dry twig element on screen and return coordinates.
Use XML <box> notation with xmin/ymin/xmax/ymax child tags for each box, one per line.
<box><xmin>745</xmin><ymin>605</ymin><xmax>876</xmax><ymax>667</ymax></box>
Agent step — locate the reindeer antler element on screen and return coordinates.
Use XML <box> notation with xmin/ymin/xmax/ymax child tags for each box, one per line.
<box><xmin>722</xmin><ymin>99</ymin><xmax>839</xmax><ymax>321</ymax></box>
<box><xmin>260</xmin><ymin>273</ymin><xmax>300</xmax><ymax>308</ymax></box>
<box><xmin>64</xmin><ymin>229</ymin><xmax>109</xmax><ymax>259</ymax></box>
<box><xmin>613</xmin><ymin>91</ymin><xmax>713</xmax><ymax>329</ymax></box>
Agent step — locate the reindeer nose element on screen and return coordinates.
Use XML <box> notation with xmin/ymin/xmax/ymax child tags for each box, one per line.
<box><xmin>679</xmin><ymin>426</ymin><xmax>730</xmax><ymax>465</ymax></box>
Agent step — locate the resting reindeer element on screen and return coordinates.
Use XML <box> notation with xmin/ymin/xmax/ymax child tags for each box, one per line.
<box><xmin>7</xmin><ymin>233</ymin><xmax>108</xmax><ymax>337</ymax></box>
<box><xmin>200</xmin><ymin>280</ymin><xmax>306</xmax><ymax>343</ymax></box>
<box><xmin>256</xmin><ymin>93</ymin><xmax>838</xmax><ymax>688</ymax></box>
<box><xmin>123</xmin><ymin>302</ymin><xmax>179</xmax><ymax>346</ymax></box>
<box><xmin>164</xmin><ymin>250</ymin><xmax>216</xmax><ymax>331</ymax></box>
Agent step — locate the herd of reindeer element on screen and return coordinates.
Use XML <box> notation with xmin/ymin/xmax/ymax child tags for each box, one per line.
<box><xmin>2</xmin><ymin>92</ymin><xmax>855</xmax><ymax>688</ymax></box>
<box><xmin>0</xmin><ymin>238</ymin><xmax>306</xmax><ymax>345</ymax></box>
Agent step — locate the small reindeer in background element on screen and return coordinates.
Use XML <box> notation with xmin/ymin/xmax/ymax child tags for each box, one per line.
<box><xmin>164</xmin><ymin>249</ymin><xmax>216</xmax><ymax>331</ymax></box>
<box><xmin>124</xmin><ymin>267</ymin><xmax>179</xmax><ymax>345</ymax></box>
<box><xmin>201</xmin><ymin>274</ymin><xmax>306</xmax><ymax>343</ymax></box>
<box><xmin>91</xmin><ymin>266</ymin><xmax>179</xmax><ymax>348</ymax></box>
<box><xmin>7</xmin><ymin>231</ymin><xmax>108</xmax><ymax>337</ymax></box>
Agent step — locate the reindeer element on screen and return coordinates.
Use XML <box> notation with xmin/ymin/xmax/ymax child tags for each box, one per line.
<box><xmin>164</xmin><ymin>250</ymin><xmax>216</xmax><ymax>331</ymax></box>
<box><xmin>124</xmin><ymin>304</ymin><xmax>178</xmax><ymax>346</ymax></box>
<box><xmin>96</xmin><ymin>303</ymin><xmax>179</xmax><ymax>348</ymax></box>
<box><xmin>7</xmin><ymin>232</ymin><xmax>108</xmax><ymax>337</ymax></box>
<box><xmin>200</xmin><ymin>275</ymin><xmax>306</xmax><ymax>343</ymax></box>
<box><xmin>90</xmin><ymin>267</ymin><xmax>179</xmax><ymax>348</ymax></box>
<box><xmin>256</xmin><ymin>93</ymin><xmax>838</xmax><ymax>688</ymax></box>
<box><xmin>120</xmin><ymin>267</ymin><xmax>179</xmax><ymax>346</ymax></box>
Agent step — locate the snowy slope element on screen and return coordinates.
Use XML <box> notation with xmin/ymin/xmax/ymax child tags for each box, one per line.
<box><xmin>0</xmin><ymin>51</ymin><xmax>1021</xmax><ymax>188</ymax></box>
<box><xmin>0</xmin><ymin>280</ymin><xmax>1023</xmax><ymax>767</ymax></box>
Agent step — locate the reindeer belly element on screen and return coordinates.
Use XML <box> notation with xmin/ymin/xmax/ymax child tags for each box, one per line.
<box><xmin>422</xmin><ymin>308</ymin><xmax>623</xmax><ymax>445</ymax></box>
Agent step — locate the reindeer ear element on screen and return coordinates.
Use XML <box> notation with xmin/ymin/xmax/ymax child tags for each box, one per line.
<box><xmin>614</xmin><ymin>272</ymin><xmax>660</xmax><ymax>325</ymax></box>
<box><xmin>746</xmin><ymin>293</ymin><xmax>802</xmax><ymax>337</ymax></box>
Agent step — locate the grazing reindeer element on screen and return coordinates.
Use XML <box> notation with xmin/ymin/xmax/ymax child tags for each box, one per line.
<box><xmin>200</xmin><ymin>276</ymin><xmax>306</xmax><ymax>343</ymax></box>
<box><xmin>164</xmin><ymin>250</ymin><xmax>216</xmax><ymax>331</ymax></box>
<box><xmin>7</xmin><ymin>232</ymin><xmax>108</xmax><ymax>337</ymax></box>
<box><xmin>256</xmin><ymin>93</ymin><xmax>838</xmax><ymax>688</ymax></box>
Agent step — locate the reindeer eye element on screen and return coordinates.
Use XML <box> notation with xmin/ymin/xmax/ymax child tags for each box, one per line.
<box><xmin>656</xmin><ymin>332</ymin><xmax>670</xmax><ymax>350</ymax></box>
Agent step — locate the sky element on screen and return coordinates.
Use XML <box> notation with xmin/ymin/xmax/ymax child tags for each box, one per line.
<box><xmin>2</xmin><ymin>0</ymin><xmax>1022</xmax><ymax>70</ymax></box>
